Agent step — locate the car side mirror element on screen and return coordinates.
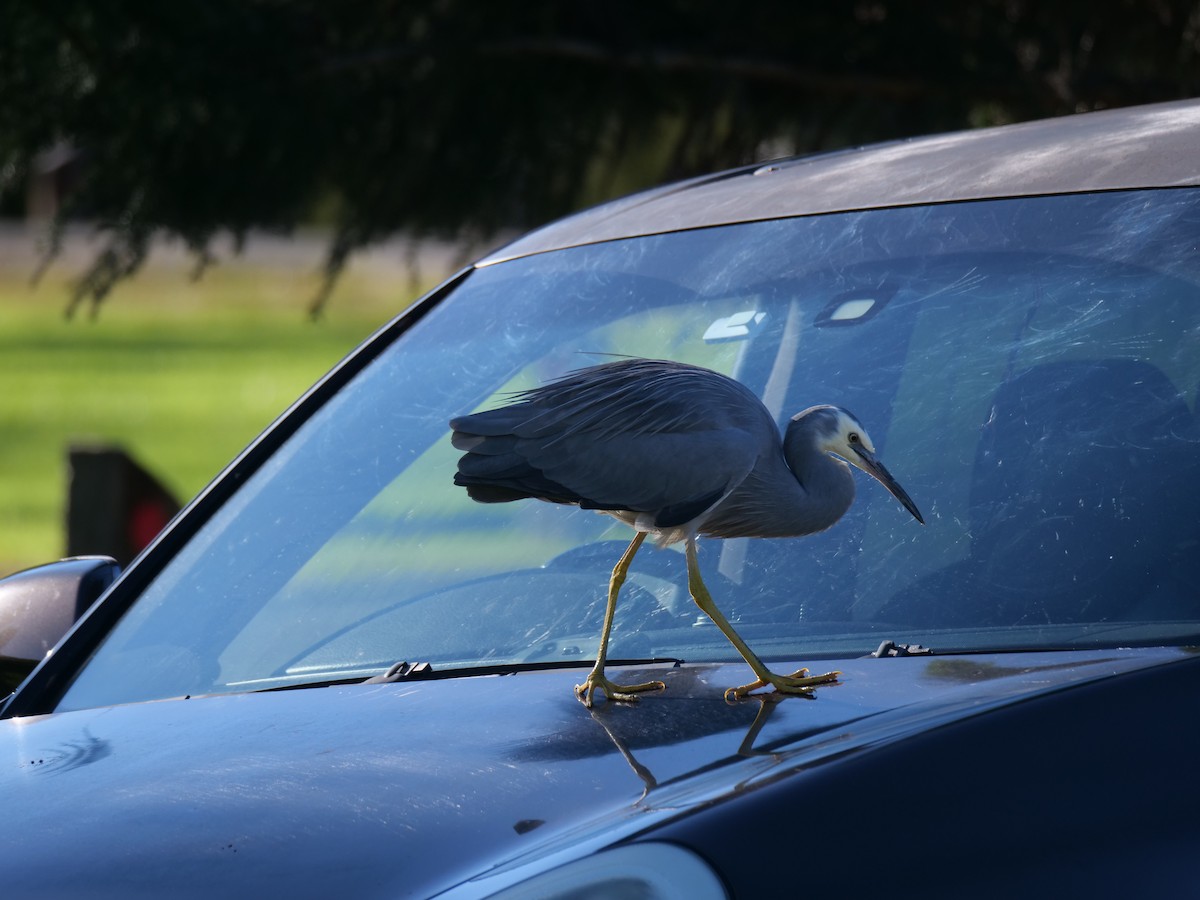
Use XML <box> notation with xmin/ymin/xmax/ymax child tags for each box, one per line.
<box><xmin>0</xmin><ymin>556</ymin><xmax>121</xmax><ymax>695</ymax></box>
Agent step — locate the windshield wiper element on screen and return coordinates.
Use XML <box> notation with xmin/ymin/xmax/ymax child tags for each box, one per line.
<box><xmin>362</xmin><ymin>660</ymin><xmax>434</xmax><ymax>683</ymax></box>
<box><xmin>254</xmin><ymin>656</ymin><xmax>684</xmax><ymax>693</ymax></box>
<box><xmin>362</xmin><ymin>657</ymin><xmax>685</xmax><ymax>685</ymax></box>
<box><xmin>868</xmin><ymin>640</ymin><xmax>933</xmax><ymax>658</ymax></box>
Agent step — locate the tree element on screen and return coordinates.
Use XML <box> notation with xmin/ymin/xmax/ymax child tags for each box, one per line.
<box><xmin>2</xmin><ymin>0</ymin><xmax>1198</xmax><ymax>315</ymax></box>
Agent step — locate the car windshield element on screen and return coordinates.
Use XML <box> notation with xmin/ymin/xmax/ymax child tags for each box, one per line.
<box><xmin>59</xmin><ymin>188</ymin><xmax>1200</xmax><ymax>710</ymax></box>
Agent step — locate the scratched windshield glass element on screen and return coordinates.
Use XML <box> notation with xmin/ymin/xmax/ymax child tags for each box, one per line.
<box><xmin>60</xmin><ymin>188</ymin><xmax>1200</xmax><ymax>709</ymax></box>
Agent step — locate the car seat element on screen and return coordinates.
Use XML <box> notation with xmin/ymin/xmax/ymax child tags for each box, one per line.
<box><xmin>877</xmin><ymin>358</ymin><xmax>1200</xmax><ymax>628</ymax></box>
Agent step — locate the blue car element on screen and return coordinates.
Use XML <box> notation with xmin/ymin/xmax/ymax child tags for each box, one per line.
<box><xmin>3</xmin><ymin>100</ymin><xmax>1200</xmax><ymax>898</ymax></box>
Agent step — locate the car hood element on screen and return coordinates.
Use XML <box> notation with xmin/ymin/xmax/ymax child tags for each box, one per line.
<box><xmin>0</xmin><ymin>648</ymin><xmax>1188</xmax><ymax>899</ymax></box>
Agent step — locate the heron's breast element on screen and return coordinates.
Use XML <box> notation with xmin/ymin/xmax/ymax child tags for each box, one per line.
<box><xmin>700</xmin><ymin>455</ymin><xmax>855</xmax><ymax>539</ymax></box>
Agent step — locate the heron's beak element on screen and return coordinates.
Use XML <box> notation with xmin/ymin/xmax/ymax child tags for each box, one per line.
<box><xmin>851</xmin><ymin>447</ymin><xmax>925</xmax><ymax>524</ymax></box>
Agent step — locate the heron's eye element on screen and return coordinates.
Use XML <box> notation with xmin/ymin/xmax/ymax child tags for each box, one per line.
<box><xmin>848</xmin><ymin>432</ymin><xmax>860</xmax><ymax>444</ymax></box>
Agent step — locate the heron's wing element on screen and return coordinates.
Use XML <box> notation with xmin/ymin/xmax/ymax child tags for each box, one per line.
<box><xmin>520</xmin><ymin>427</ymin><xmax>760</xmax><ymax>524</ymax></box>
<box><xmin>514</xmin><ymin>359</ymin><xmax>765</xmax><ymax>440</ymax></box>
<box><xmin>455</xmin><ymin>427</ymin><xmax>758</xmax><ymax>524</ymax></box>
<box><xmin>454</xmin><ymin>360</ymin><xmax>766</xmax><ymax>438</ymax></box>
<box><xmin>451</xmin><ymin>359</ymin><xmax>776</xmax><ymax>523</ymax></box>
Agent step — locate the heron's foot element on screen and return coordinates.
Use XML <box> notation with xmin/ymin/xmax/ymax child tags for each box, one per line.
<box><xmin>724</xmin><ymin>667</ymin><xmax>840</xmax><ymax>702</ymax></box>
<box><xmin>574</xmin><ymin>672</ymin><xmax>666</xmax><ymax>708</ymax></box>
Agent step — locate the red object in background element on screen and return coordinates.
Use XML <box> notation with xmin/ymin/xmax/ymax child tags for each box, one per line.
<box><xmin>126</xmin><ymin>498</ymin><xmax>176</xmax><ymax>555</ymax></box>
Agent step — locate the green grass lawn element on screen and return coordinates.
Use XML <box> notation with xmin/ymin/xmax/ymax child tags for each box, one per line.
<box><xmin>0</xmin><ymin>252</ymin><xmax>425</xmax><ymax>577</ymax></box>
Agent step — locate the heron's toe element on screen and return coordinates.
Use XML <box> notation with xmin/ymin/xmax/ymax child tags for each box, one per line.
<box><xmin>574</xmin><ymin>674</ymin><xmax>665</xmax><ymax>707</ymax></box>
<box><xmin>724</xmin><ymin>668</ymin><xmax>840</xmax><ymax>701</ymax></box>
<box><xmin>780</xmin><ymin>668</ymin><xmax>840</xmax><ymax>690</ymax></box>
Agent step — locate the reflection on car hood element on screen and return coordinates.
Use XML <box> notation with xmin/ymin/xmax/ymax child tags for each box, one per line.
<box><xmin>0</xmin><ymin>649</ymin><xmax>1188</xmax><ymax>899</ymax></box>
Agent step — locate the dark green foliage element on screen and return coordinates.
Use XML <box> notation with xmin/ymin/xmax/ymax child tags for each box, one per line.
<box><xmin>2</xmin><ymin>1</ymin><xmax>1198</xmax><ymax>313</ymax></box>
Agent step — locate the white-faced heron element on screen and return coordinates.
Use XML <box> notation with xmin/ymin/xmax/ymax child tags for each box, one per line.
<box><xmin>450</xmin><ymin>358</ymin><xmax>924</xmax><ymax>705</ymax></box>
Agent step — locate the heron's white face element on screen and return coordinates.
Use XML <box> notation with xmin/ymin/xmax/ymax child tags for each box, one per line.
<box><xmin>820</xmin><ymin>408</ymin><xmax>877</xmax><ymax>465</ymax></box>
<box><xmin>804</xmin><ymin>406</ymin><xmax>924</xmax><ymax>524</ymax></box>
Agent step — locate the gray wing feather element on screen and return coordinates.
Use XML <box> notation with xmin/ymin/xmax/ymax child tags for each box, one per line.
<box><xmin>512</xmin><ymin>360</ymin><xmax>761</xmax><ymax>440</ymax></box>
<box><xmin>451</xmin><ymin>359</ymin><xmax>777</xmax><ymax>523</ymax></box>
<box><xmin>518</xmin><ymin>428</ymin><xmax>757</xmax><ymax>519</ymax></box>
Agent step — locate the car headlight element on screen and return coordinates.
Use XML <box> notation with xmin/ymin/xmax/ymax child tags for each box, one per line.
<box><xmin>483</xmin><ymin>843</ymin><xmax>728</xmax><ymax>900</ymax></box>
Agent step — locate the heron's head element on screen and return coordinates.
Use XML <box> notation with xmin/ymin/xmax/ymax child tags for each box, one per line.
<box><xmin>794</xmin><ymin>406</ymin><xmax>925</xmax><ymax>524</ymax></box>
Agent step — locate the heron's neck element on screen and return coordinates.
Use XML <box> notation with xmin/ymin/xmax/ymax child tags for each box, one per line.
<box><xmin>697</xmin><ymin>420</ymin><xmax>857</xmax><ymax>540</ymax></box>
<box><xmin>781</xmin><ymin>424</ymin><xmax>856</xmax><ymax>534</ymax></box>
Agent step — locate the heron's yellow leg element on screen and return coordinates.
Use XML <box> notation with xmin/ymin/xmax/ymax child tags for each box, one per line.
<box><xmin>684</xmin><ymin>540</ymin><xmax>839</xmax><ymax>702</ymax></box>
<box><xmin>575</xmin><ymin>532</ymin><xmax>666</xmax><ymax>707</ymax></box>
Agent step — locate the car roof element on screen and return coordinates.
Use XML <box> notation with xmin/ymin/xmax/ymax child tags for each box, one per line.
<box><xmin>481</xmin><ymin>98</ymin><xmax>1200</xmax><ymax>265</ymax></box>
